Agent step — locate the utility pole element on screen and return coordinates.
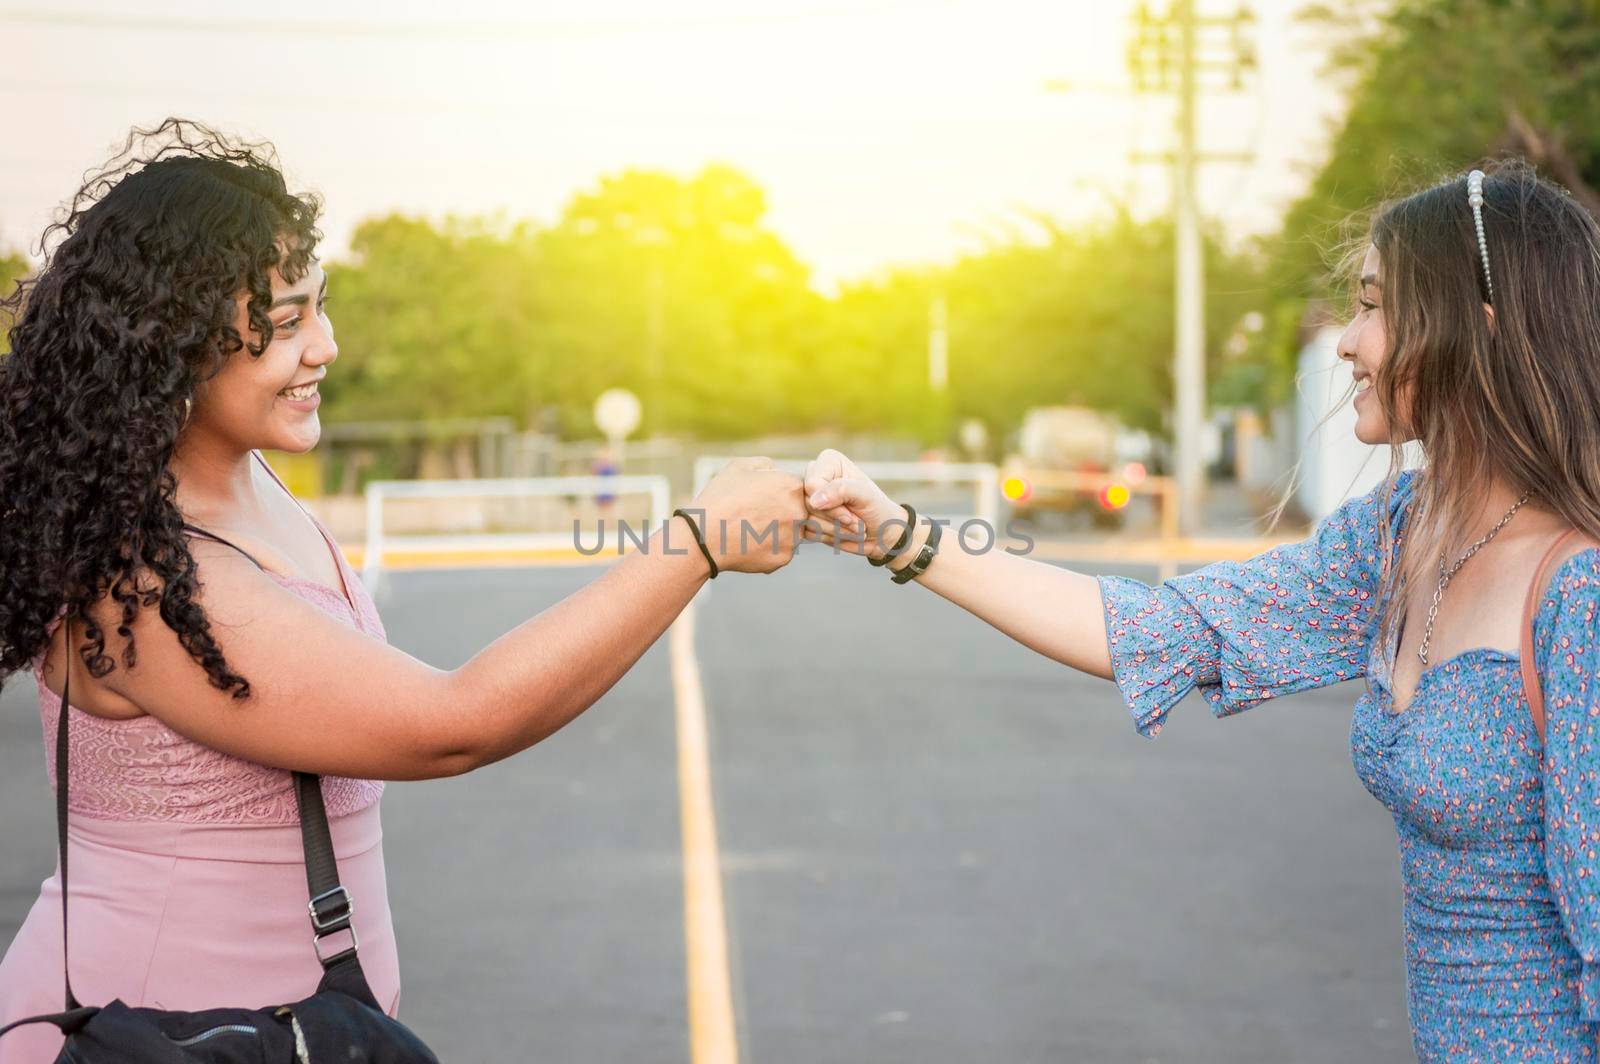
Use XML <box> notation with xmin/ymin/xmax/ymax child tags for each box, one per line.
<box><xmin>924</xmin><ymin>293</ymin><xmax>953</xmax><ymax>450</ymax></box>
<box><xmin>928</xmin><ymin>295</ymin><xmax>948</xmax><ymax>393</ymax></box>
<box><xmin>646</xmin><ymin>261</ymin><xmax>665</xmax><ymax>423</ymax></box>
<box><xmin>1126</xmin><ymin>1</ymin><xmax>1255</xmax><ymax>536</ymax></box>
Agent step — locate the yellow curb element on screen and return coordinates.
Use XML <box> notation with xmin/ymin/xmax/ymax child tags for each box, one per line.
<box><xmin>340</xmin><ymin>546</ymin><xmax>641</xmax><ymax>570</ymax></box>
<box><xmin>1026</xmin><ymin>536</ymin><xmax>1301</xmax><ymax>565</ymax></box>
<box><xmin>338</xmin><ymin>537</ymin><xmax>1301</xmax><ymax>571</ymax></box>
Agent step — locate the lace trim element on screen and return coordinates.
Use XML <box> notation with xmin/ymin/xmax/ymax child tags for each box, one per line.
<box><xmin>33</xmin><ymin>538</ymin><xmax>388</xmax><ymax>824</ymax></box>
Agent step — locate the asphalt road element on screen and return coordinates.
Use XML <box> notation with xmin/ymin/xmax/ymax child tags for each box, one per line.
<box><xmin>0</xmin><ymin>551</ymin><xmax>1414</xmax><ymax>1063</ymax></box>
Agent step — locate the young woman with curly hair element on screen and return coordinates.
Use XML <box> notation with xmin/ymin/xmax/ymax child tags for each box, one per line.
<box><xmin>0</xmin><ymin>119</ymin><xmax>807</xmax><ymax>1062</ymax></box>
<box><xmin>802</xmin><ymin>161</ymin><xmax>1600</xmax><ymax>1061</ymax></box>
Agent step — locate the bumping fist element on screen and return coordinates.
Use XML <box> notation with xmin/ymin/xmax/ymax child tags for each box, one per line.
<box><xmin>686</xmin><ymin>457</ymin><xmax>808</xmax><ymax>574</ymax></box>
<box><xmin>800</xmin><ymin>449</ymin><xmax>908</xmax><ymax>562</ymax></box>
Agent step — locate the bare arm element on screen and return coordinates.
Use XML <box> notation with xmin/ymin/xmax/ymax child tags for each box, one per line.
<box><xmin>801</xmin><ymin>450</ymin><xmax>1112</xmax><ymax>679</ymax></box>
<box><xmin>74</xmin><ymin>459</ymin><xmax>805</xmax><ymax>782</ymax></box>
<box><xmin>450</xmin><ymin>514</ymin><xmax>709</xmax><ymax>768</ymax></box>
<box><xmin>889</xmin><ymin>525</ymin><xmax>1112</xmax><ymax>680</ymax></box>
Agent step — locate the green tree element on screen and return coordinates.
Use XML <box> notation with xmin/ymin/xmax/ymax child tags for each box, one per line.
<box><xmin>324</xmin><ymin>166</ymin><xmax>832</xmax><ymax>439</ymax></box>
<box><xmin>321</xmin><ymin>168</ymin><xmax>1263</xmax><ymax>445</ymax></box>
<box><xmin>321</xmin><ymin>216</ymin><xmax>543</xmax><ymax>425</ymax></box>
<box><xmin>1260</xmin><ymin>0</ymin><xmax>1600</xmax><ymax>392</ymax></box>
<box><xmin>833</xmin><ymin>211</ymin><xmax>1262</xmax><ymax>447</ymax></box>
<box><xmin>0</xmin><ymin>251</ymin><xmax>28</xmax><ymax>355</ymax></box>
<box><xmin>527</xmin><ymin>165</ymin><xmax>828</xmax><ymax>437</ymax></box>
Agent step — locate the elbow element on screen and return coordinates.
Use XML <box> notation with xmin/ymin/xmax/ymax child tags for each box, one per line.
<box><xmin>385</xmin><ymin>731</ymin><xmax>481</xmax><ymax>782</ymax></box>
<box><xmin>1580</xmin><ymin>959</ymin><xmax>1600</xmax><ymax>1026</ymax></box>
<box><xmin>407</xmin><ymin>730</ymin><xmax>486</xmax><ymax>780</ymax></box>
<box><xmin>413</xmin><ymin>711</ymin><xmax>491</xmax><ymax>779</ymax></box>
<box><xmin>394</xmin><ymin>669</ymin><xmax>496</xmax><ymax>780</ymax></box>
<box><xmin>427</xmin><ymin>746</ymin><xmax>482</xmax><ymax>779</ymax></box>
<box><xmin>408</xmin><ymin>668</ymin><xmax>550</xmax><ymax>779</ymax></box>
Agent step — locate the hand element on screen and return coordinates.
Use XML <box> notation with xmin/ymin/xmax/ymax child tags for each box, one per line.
<box><xmin>686</xmin><ymin>457</ymin><xmax>807</xmax><ymax>574</ymax></box>
<box><xmin>801</xmin><ymin>448</ymin><xmax>909</xmax><ymax>562</ymax></box>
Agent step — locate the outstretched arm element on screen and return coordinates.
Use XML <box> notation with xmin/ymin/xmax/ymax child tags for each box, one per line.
<box><xmin>56</xmin><ymin>458</ymin><xmax>806</xmax><ymax>782</ymax></box>
<box><xmin>803</xmin><ymin>448</ymin><xmax>1111</xmax><ymax>673</ymax></box>
<box><xmin>804</xmin><ymin>449</ymin><xmax>1417</xmax><ymax>738</ymax></box>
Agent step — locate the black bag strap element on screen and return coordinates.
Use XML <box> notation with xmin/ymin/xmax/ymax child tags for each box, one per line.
<box><xmin>175</xmin><ymin>516</ymin><xmax>364</xmax><ymax>970</ymax></box>
<box><xmin>0</xmin><ymin>1004</ymin><xmax>97</xmax><ymax>1041</ymax></box>
<box><xmin>54</xmin><ymin>621</ymin><xmax>79</xmax><ymax>1013</ymax></box>
<box><xmin>210</xmin><ymin>450</ymin><xmax>369</xmax><ymax>968</ymax></box>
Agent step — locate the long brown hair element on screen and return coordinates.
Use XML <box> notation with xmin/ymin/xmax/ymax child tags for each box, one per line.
<box><xmin>1343</xmin><ymin>160</ymin><xmax>1600</xmax><ymax>659</ymax></box>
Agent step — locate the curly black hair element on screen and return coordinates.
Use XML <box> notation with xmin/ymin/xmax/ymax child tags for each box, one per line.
<box><xmin>0</xmin><ymin>118</ymin><xmax>322</xmax><ymax>700</ymax></box>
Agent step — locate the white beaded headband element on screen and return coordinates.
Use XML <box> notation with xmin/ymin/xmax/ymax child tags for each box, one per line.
<box><xmin>1467</xmin><ymin>169</ymin><xmax>1494</xmax><ymax>303</ymax></box>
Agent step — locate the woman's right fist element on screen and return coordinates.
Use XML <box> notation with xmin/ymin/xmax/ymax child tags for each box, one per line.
<box><xmin>802</xmin><ymin>449</ymin><xmax>906</xmax><ymax>562</ymax></box>
<box><xmin>686</xmin><ymin>457</ymin><xmax>808</xmax><ymax>574</ymax></box>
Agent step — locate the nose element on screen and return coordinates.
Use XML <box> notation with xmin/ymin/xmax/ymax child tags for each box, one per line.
<box><xmin>305</xmin><ymin>313</ymin><xmax>338</xmax><ymax>367</ymax></box>
<box><xmin>1334</xmin><ymin>316</ymin><xmax>1359</xmax><ymax>365</ymax></box>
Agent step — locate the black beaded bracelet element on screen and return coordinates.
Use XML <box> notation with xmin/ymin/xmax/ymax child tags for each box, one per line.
<box><xmin>672</xmin><ymin>508</ymin><xmax>719</xmax><ymax>579</ymax></box>
<box><xmin>890</xmin><ymin>512</ymin><xmax>942</xmax><ymax>584</ymax></box>
<box><xmin>867</xmin><ymin>503</ymin><xmax>917</xmax><ymax>567</ymax></box>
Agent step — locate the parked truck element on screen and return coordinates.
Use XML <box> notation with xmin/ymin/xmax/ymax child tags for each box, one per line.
<box><xmin>1002</xmin><ymin>406</ymin><xmax>1155</xmax><ymax>531</ymax></box>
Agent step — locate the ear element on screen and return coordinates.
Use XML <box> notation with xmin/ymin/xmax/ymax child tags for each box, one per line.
<box><xmin>1484</xmin><ymin>302</ymin><xmax>1495</xmax><ymax>331</ymax></box>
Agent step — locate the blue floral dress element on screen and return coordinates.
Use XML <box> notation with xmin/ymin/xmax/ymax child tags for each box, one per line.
<box><xmin>1098</xmin><ymin>467</ymin><xmax>1600</xmax><ymax>1062</ymax></box>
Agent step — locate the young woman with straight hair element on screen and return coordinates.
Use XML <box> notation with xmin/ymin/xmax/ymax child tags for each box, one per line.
<box><xmin>803</xmin><ymin>160</ymin><xmax>1600</xmax><ymax>1060</ymax></box>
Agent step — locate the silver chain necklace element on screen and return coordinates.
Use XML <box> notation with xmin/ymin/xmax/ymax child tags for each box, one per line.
<box><xmin>1417</xmin><ymin>490</ymin><xmax>1532</xmax><ymax>664</ymax></box>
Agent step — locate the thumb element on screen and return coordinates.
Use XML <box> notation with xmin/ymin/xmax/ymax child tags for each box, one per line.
<box><xmin>803</xmin><ymin>454</ymin><xmax>843</xmax><ymax>498</ymax></box>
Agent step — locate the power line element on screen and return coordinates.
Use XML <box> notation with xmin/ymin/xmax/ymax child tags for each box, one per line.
<box><xmin>0</xmin><ymin>2</ymin><xmax>945</xmax><ymax>41</ymax></box>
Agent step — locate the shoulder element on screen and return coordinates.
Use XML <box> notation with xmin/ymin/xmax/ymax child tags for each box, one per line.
<box><xmin>88</xmin><ymin>536</ymin><xmax>292</xmax><ymax>650</ymax></box>
<box><xmin>43</xmin><ymin>543</ymin><xmax>285</xmax><ymax>709</ymax></box>
<box><xmin>1532</xmin><ymin>546</ymin><xmax>1600</xmax><ymax>752</ymax></box>
<box><xmin>1324</xmin><ymin>467</ymin><xmax>1421</xmax><ymax>521</ymax></box>
<box><xmin>1537</xmin><ymin>543</ymin><xmax>1600</xmax><ymax>622</ymax></box>
<box><xmin>1532</xmin><ymin>541</ymin><xmax>1600</xmax><ymax>668</ymax></box>
<box><xmin>1394</xmin><ymin>466</ymin><xmax>1423</xmax><ymax>498</ymax></box>
<box><xmin>1310</xmin><ymin>467</ymin><xmax>1422</xmax><ymax>552</ymax></box>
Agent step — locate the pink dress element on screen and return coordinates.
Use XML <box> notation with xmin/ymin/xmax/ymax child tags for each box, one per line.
<box><xmin>0</xmin><ymin>455</ymin><xmax>400</xmax><ymax>1063</ymax></box>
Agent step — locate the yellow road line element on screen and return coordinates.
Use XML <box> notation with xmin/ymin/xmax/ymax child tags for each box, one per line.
<box><xmin>339</xmin><ymin>546</ymin><xmax>645</xmax><ymax>569</ymax></box>
<box><xmin>1025</xmin><ymin>536</ymin><xmax>1299</xmax><ymax>564</ymax></box>
<box><xmin>670</xmin><ymin>604</ymin><xmax>739</xmax><ymax>1064</ymax></box>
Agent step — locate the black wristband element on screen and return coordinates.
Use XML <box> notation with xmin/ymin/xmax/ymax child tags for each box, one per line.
<box><xmin>867</xmin><ymin>503</ymin><xmax>917</xmax><ymax>567</ymax></box>
<box><xmin>890</xmin><ymin>513</ymin><xmax>942</xmax><ymax>584</ymax></box>
<box><xmin>672</xmin><ymin>508</ymin><xmax>719</xmax><ymax>579</ymax></box>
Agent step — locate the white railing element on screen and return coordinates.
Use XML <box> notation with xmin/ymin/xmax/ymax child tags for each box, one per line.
<box><xmin>691</xmin><ymin>457</ymin><xmax>1001</xmax><ymax>532</ymax></box>
<box><xmin>362</xmin><ymin>474</ymin><xmax>672</xmax><ymax>590</ymax></box>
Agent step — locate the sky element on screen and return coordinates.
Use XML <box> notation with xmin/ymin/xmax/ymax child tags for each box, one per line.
<box><xmin>1</xmin><ymin>0</ymin><xmax>1353</xmax><ymax>291</ymax></box>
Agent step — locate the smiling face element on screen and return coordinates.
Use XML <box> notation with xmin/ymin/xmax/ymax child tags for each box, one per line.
<box><xmin>189</xmin><ymin>260</ymin><xmax>335</xmax><ymax>454</ymax></box>
<box><xmin>1336</xmin><ymin>243</ymin><xmax>1409</xmax><ymax>445</ymax></box>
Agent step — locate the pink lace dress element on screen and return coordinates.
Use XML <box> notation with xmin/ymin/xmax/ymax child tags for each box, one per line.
<box><xmin>0</xmin><ymin>454</ymin><xmax>399</xmax><ymax>1064</ymax></box>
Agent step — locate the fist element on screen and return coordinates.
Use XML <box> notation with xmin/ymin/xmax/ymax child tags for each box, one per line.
<box><xmin>801</xmin><ymin>449</ymin><xmax>908</xmax><ymax>561</ymax></box>
<box><xmin>688</xmin><ymin>457</ymin><xmax>808</xmax><ymax>574</ymax></box>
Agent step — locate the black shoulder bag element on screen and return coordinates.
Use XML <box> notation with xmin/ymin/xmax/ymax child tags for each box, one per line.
<box><xmin>0</xmin><ymin>615</ymin><xmax>440</xmax><ymax>1062</ymax></box>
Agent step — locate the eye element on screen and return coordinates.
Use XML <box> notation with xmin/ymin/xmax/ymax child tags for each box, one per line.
<box><xmin>1358</xmin><ymin>298</ymin><xmax>1379</xmax><ymax>313</ymax></box>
